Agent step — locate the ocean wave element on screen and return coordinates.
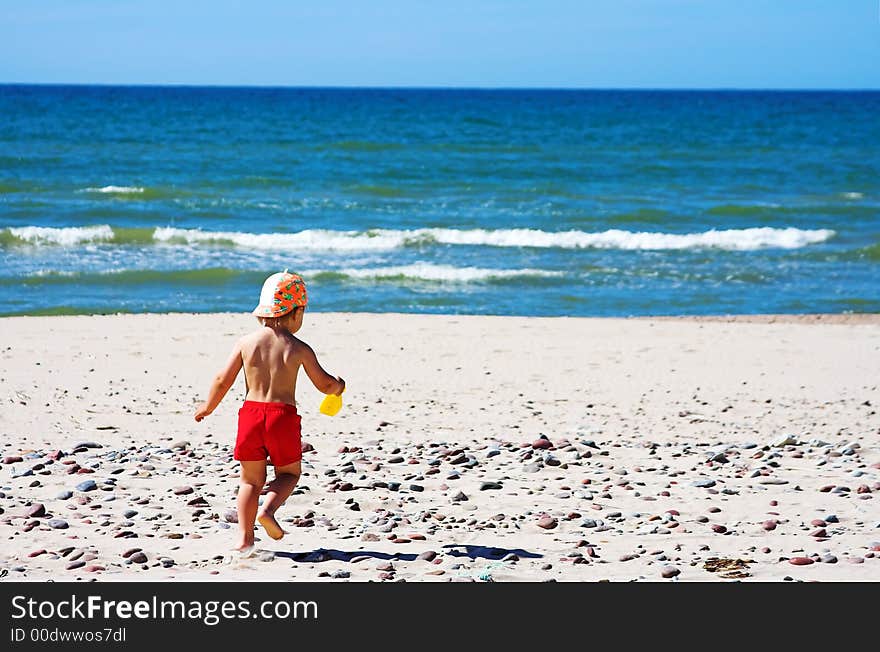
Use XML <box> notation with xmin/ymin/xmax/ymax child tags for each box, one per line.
<box><xmin>309</xmin><ymin>263</ymin><xmax>564</xmax><ymax>283</ymax></box>
<box><xmin>1</xmin><ymin>225</ymin><xmax>115</xmax><ymax>246</ymax></box>
<box><xmin>152</xmin><ymin>227</ymin><xmax>406</xmax><ymax>251</ymax></box>
<box><xmin>416</xmin><ymin>226</ymin><xmax>834</xmax><ymax>250</ymax></box>
<box><xmin>1</xmin><ymin>224</ymin><xmax>836</xmax><ymax>251</ymax></box>
<box><xmin>82</xmin><ymin>186</ymin><xmax>145</xmax><ymax>194</ymax></box>
<box><xmin>2</xmin><ymin>264</ymin><xmax>562</xmax><ymax>287</ymax></box>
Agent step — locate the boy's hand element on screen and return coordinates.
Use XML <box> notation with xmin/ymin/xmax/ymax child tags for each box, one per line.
<box><xmin>194</xmin><ymin>403</ymin><xmax>212</xmax><ymax>422</ymax></box>
<box><xmin>335</xmin><ymin>376</ymin><xmax>346</xmax><ymax>395</ymax></box>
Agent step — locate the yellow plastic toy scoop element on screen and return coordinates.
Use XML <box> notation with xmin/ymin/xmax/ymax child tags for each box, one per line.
<box><xmin>319</xmin><ymin>388</ymin><xmax>344</xmax><ymax>416</ymax></box>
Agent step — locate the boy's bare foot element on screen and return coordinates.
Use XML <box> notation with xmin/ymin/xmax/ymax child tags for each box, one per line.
<box><xmin>257</xmin><ymin>512</ymin><xmax>285</xmax><ymax>540</ymax></box>
<box><xmin>234</xmin><ymin>542</ymin><xmax>255</xmax><ymax>553</ymax></box>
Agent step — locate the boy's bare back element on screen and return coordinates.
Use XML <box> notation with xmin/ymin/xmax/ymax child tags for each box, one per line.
<box><xmin>239</xmin><ymin>327</ymin><xmax>304</xmax><ymax>405</ymax></box>
<box><xmin>237</xmin><ymin>326</ymin><xmax>343</xmax><ymax>407</ymax></box>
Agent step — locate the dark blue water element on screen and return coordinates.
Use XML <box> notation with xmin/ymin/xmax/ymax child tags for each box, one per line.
<box><xmin>1</xmin><ymin>85</ymin><xmax>878</xmax><ymax>316</ymax></box>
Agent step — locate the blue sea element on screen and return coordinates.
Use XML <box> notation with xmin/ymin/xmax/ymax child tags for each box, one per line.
<box><xmin>1</xmin><ymin>85</ymin><xmax>878</xmax><ymax>317</ymax></box>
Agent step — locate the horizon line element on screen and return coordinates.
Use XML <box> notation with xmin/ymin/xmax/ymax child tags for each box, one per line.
<box><xmin>2</xmin><ymin>81</ymin><xmax>880</xmax><ymax>92</ymax></box>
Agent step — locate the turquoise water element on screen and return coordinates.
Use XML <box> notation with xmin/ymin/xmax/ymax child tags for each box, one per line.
<box><xmin>1</xmin><ymin>85</ymin><xmax>878</xmax><ymax>316</ymax></box>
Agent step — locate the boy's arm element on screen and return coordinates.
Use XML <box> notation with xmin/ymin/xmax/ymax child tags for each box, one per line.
<box><xmin>194</xmin><ymin>340</ymin><xmax>244</xmax><ymax>422</ymax></box>
<box><xmin>300</xmin><ymin>342</ymin><xmax>345</xmax><ymax>395</ymax></box>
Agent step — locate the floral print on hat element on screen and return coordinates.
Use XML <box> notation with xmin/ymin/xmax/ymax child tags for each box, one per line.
<box><xmin>252</xmin><ymin>271</ymin><xmax>308</xmax><ymax>317</ymax></box>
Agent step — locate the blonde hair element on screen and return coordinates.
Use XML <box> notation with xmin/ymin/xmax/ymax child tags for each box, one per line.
<box><xmin>256</xmin><ymin>306</ymin><xmax>301</xmax><ymax>328</ymax></box>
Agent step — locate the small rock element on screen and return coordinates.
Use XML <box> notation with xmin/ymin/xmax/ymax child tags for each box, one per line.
<box><xmin>27</xmin><ymin>503</ymin><xmax>46</xmax><ymax>518</ymax></box>
<box><xmin>48</xmin><ymin>519</ymin><xmax>68</xmax><ymax>529</ymax></box>
<box><xmin>480</xmin><ymin>482</ymin><xmax>503</xmax><ymax>491</ymax></box>
<box><xmin>172</xmin><ymin>486</ymin><xmax>193</xmax><ymax>495</ymax></box>
<box><xmin>75</xmin><ymin>480</ymin><xmax>97</xmax><ymax>492</ymax></box>
<box><xmin>660</xmin><ymin>565</ymin><xmax>680</xmax><ymax>578</ymax></box>
<box><xmin>788</xmin><ymin>557</ymin><xmax>814</xmax><ymax>565</ymax></box>
<box><xmin>417</xmin><ymin>551</ymin><xmax>437</xmax><ymax>562</ymax></box>
<box><xmin>771</xmin><ymin>434</ymin><xmax>798</xmax><ymax>447</ymax></box>
<box><xmin>537</xmin><ymin>516</ymin><xmax>557</xmax><ymax>530</ymax></box>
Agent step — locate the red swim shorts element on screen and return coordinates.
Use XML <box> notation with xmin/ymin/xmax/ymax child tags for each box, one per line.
<box><xmin>234</xmin><ymin>401</ymin><xmax>302</xmax><ymax>466</ymax></box>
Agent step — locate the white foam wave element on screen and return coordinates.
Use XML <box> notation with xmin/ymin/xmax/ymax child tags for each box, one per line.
<box><xmin>3</xmin><ymin>225</ymin><xmax>835</xmax><ymax>251</ymax></box>
<box><xmin>417</xmin><ymin>227</ymin><xmax>835</xmax><ymax>250</ymax></box>
<box><xmin>154</xmin><ymin>225</ymin><xmax>834</xmax><ymax>252</ymax></box>
<box><xmin>309</xmin><ymin>263</ymin><xmax>564</xmax><ymax>282</ymax></box>
<box><xmin>6</xmin><ymin>225</ymin><xmax>115</xmax><ymax>245</ymax></box>
<box><xmin>83</xmin><ymin>186</ymin><xmax>145</xmax><ymax>194</ymax></box>
<box><xmin>153</xmin><ymin>227</ymin><xmax>406</xmax><ymax>251</ymax></box>
<box><xmin>841</xmin><ymin>192</ymin><xmax>863</xmax><ymax>200</ymax></box>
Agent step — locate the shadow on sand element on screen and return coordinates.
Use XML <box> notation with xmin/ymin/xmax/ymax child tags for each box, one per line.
<box><xmin>272</xmin><ymin>544</ymin><xmax>542</xmax><ymax>564</ymax></box>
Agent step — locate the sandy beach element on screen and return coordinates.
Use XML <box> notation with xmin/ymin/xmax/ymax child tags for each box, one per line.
<box><xmin>1</xmin><ymin>312</ymin><xmax>878</xmax><ymax>582</ymax></box>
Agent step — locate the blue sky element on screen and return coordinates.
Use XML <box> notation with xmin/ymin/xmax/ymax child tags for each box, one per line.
<box><xmin>2</xmin><ymin>1</ymin><xmax>879</xmax><ymax>88</ymax></box>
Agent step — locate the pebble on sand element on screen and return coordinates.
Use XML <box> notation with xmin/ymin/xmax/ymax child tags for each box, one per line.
<box><xmin>788</xmin><ymin>557</ymin><xmax>814</xmax><ymax>566</ymax></box>
<box><xmin>661</xmin><ymin>566</ymin><xmax>680</xmax><ymax>578</ymax></box>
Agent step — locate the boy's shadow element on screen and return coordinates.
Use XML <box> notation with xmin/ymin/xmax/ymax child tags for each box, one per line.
<box><xmin>272</xmin><ymin>545</ymin><xmax>542</xmax><ymax>564</ymax></box>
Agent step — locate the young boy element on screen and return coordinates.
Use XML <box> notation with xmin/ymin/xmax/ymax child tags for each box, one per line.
<box><xmin>194</xmin><ymin>271</ymin><xmax>344</xmax><ymax>552</ymax></box>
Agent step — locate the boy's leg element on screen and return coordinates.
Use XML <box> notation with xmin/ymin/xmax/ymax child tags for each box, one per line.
<box><xmin>236</xmin><ymin>460</ymin><xmax>267</xmax><ymax>551</ymax></box>
<box><xmin>257</xmin><ymin>461</ymin><xmax>301</xmax><ymax>540</ymax></box>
